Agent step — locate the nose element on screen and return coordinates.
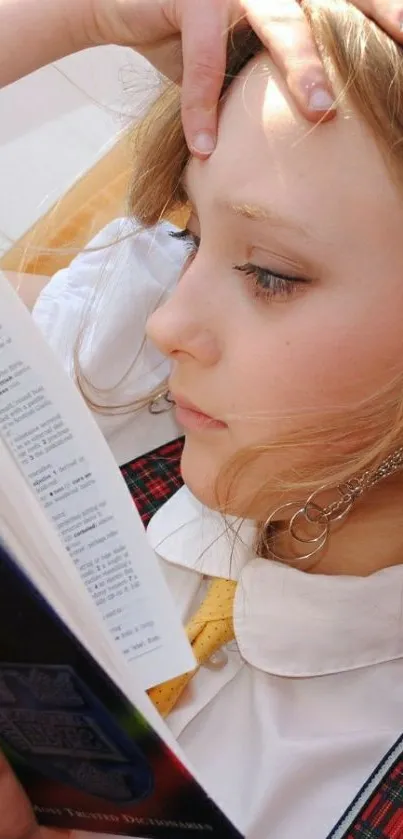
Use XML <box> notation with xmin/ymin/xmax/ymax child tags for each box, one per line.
<box><xmin>146</xmin><ymin>263</ymin><xmax>221</xmax><ymax>367</ymax></box>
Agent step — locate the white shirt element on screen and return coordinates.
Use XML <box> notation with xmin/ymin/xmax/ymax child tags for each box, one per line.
<box><xmin>32</xmin><ymin>218</ymin><xmax>403</xmax><ymax>839</ymax></box>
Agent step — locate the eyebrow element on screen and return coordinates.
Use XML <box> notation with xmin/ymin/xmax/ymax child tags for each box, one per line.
<box><xmin>222</xmin><ymin>200</ymin><xmax>311</xmax><ymax>237</ymax></box>
<box><xmin>180</xmin><ymin>170</ymin><xmax>311</xmax><ymax>240</ymax></box>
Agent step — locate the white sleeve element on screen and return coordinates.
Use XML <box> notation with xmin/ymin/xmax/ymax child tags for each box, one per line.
<box><xmin>32</xmin><ymin>217</ymin><xmax>186</xmax><ymax>405</ymax></box>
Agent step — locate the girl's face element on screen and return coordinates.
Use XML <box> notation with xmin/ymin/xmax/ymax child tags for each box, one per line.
<box><xmin>147</xmin><ymin>55</ymin><xmax>403</xmax><ymax>517</ymax></box>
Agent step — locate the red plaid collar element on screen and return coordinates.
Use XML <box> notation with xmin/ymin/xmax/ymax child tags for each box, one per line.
<box><xmin>120</xmin><ymin>437</ymin><xmax>185</xmax><ymax>528</ymax></box>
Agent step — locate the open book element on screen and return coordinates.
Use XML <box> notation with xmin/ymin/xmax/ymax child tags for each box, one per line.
<box><xmin>0</xmin><ymin>272</ymin><xmax>243</xmax><ymax>838</ymax></box>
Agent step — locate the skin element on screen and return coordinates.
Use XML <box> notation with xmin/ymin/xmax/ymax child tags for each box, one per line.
<box><xmin>0</xmin><ymin>750</ymin><xmax>72</xmax><ymax>839</ymax></box>
<box><xmin>147</xmin><ymin>53</ymin><xmax>403</xmax><ymax>577</ymax></box>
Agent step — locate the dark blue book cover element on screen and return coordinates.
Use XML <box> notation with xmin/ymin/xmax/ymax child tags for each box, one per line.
<box><xmin>0</xmin><ymin>540</ymin><xmax>243</xmax><ymax>839</ymax></box>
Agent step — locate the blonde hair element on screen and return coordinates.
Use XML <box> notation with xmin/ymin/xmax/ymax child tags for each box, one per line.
<box><xmin>79</xmin><ymin>1</ymin><xmax>403</xmax><ymax>528</ymax></box>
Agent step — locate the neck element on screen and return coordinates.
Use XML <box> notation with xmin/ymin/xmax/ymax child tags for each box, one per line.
<box><xmin>272</xmin><ymin>476</ymin><xmax>403</xmax><ymax>577</ymax></box>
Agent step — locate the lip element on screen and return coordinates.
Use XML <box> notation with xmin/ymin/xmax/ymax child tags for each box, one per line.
<box><xmin>171</xmin><ymin>393</ymin><xmax>227</xmax><ymax>432</ymax></box>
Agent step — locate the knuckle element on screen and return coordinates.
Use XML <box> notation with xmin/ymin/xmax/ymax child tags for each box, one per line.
<box><xmin>181</xmin><ymin>91</ymin><xmax>217</xmax><ymax>114</ymax></box>
<box><xmin>286</xmin><ymin>53</ymin><xmax>324</xmax><ymax>74</ymax></box>
<box><xmin>189</xmin><ymin>54</ymin><xmax>222</xmax><ymax>83</ymax></box>
<box><xmin>182</xmin><ymin>59</ymin><xmax>222</xmax><ymax>109</ymax></box>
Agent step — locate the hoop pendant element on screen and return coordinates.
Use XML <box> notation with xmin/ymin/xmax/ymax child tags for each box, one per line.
<box><xmin>265</xmin><ymin>501</ymin><xmax>329</xmax><ymax>563</ymax></box>
<box><xmin>289</xmin><ymin>503</ymin><xmax>328</xmax><ymax>545</ymax></box>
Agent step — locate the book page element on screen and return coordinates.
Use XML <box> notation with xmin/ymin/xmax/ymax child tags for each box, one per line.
<box><xmin>0</xmin><ymin>272</ymin><xmax>196</xmax><ymax>690</ymax></box>
<box><xmin>0</xmin><ymin>458</ymin><xmax>240</xmax><ymax>832</ymax></box>
<box><xmin>0</xmin><ymin>439</ymin><xmax>183</xmax><ymax>754</ymax></box>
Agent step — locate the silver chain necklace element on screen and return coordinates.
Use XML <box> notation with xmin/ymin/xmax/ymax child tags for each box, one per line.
<box><xmin>321</xmin><ymin>445</ymin><xmax>403</xmax><ymax>523</ymax></box>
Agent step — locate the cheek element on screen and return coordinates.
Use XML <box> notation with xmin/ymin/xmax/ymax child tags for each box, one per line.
<box><xmin>179</xmin><ymin>281</ymin><xmax>403</xmax><ymax>517</ymax></box>
<box><xmin>225</xmin><ymin>292</ymin><xmax>403</xmax><ymax>448</ymax></box>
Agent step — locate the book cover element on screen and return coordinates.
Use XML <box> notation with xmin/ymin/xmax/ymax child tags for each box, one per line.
<box><xmin>0</xmin><ymin>541</ymin><xmax>243</xmax><ymax>838</ymax></box>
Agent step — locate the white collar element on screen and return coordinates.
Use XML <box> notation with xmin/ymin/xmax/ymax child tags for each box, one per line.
<box><xmin>147</xmin><ymin>487</ymin><xmax>403</xmax><ymax>677</ymax></box>
<box><xmin>147</xmin><ymin>486</ymin><xmax>255</xmax><ymax>579</ymax></box>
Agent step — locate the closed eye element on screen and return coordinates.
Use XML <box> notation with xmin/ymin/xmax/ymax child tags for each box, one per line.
<box><xmin>170</xmin><ymin>228</ymin><xmax>310</xmax><ymax>302</ymax></box>
<box><xmin>233</xmin><ymin>262</ymin><xmax>309</xmax><ymax>301</ymax></box>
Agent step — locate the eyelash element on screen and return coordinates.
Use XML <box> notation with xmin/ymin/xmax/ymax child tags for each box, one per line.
<box><xmin>170</xmin><ymin>228</ymin><xmax>308</xmax><ymax>302</ymax></box>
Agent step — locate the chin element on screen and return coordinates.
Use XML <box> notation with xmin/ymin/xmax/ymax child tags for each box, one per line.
<box><xmin>179</xmin><ymin>435</ymin><xmax>250</xmax><ymax>516</ymax></box>
<box><xmin>180</xmin><ymin>437</ymin><xmax>221</xmax><ymax>510</ymax></box>
<box><xmin>180</xmin><ymin>433</ymin><xmax>293</xmax><ymax>521</ymax></box>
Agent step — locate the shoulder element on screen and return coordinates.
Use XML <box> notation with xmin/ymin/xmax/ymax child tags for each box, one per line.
<box><xmin>32</xmin><ymin>217</ymin><xmax>186</xmax><ymax>384</ymax></box>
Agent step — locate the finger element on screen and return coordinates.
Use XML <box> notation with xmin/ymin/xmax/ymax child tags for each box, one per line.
<box><xmin>347</xmin><ymin>0</ymin><xmax>403</xmax><ymax>42</ymax></box>
<box><xmin>0</xmin><ymin>751</ymin><xmax>41</xmax><ymax>839</ymax></box>
<box><xmin>243</xmin><ymin>0</ymin><xmax>336</xmax><ymax>122</ymax></box>
<box><xmin>179</xmin><ymin>0</ymin><xmax>235</xmax><ymax>156</ymax></box>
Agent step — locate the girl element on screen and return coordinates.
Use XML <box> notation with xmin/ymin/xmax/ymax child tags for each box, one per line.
<box><xmin>27</xmin><ymin>2</ymin><xmax>403</xmax><ymax>836</ymax></box>
<box><xmin>3</xmin><ymin>0</ymin><xmax>403</xmax><ymax>838</ymax></box>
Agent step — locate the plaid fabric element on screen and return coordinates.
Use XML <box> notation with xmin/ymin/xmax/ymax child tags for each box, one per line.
<box><xmin>328</xmin><ymin>736</ymin><xmax>403</xmax><ymax>839</ymax></box>
<box><xmin>120</xmin><ymin>437</ymin><xmax>185</xmax><ymax>528</ymax></box>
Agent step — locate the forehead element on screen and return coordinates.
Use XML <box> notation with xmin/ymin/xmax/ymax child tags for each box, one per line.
<box><xmin>187</xmin><ymin>54</ymin><xmax>403</xmax><ymax>246</ymax></box>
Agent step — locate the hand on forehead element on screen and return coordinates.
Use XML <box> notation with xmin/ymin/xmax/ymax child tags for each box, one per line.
<box><xmin>187</xmin><ymin>51</ymin><xmax>403</xmax><ymax>265</ymax></box>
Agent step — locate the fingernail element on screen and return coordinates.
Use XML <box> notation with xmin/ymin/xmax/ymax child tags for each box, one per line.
<box><xmin>308</xmin><ymin>87</ymin><xmax>335</xmax><ymax>112</ymax></box>
<box><xmin>192</xmin><ymin>132</ymin><xmax>216</xmax><ymax>156</ymax></box>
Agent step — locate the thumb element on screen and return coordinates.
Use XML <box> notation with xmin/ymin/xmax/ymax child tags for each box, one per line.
<box><xmin>0</xmin><ymin>751</ymin><xmax>42</xmax><ymax>839</ymax></box>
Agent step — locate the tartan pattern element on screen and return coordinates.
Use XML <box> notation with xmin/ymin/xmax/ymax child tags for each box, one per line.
<box><xmin>120</xmin><ymin>436</ymin><xmax>185</xmax><ymax>527</ymax></box>
<box><xmin>328</xmin><ymin>737</ymin><xmax>403</xmax><ymax>839</ymax></box>
<box><xmin>344</xmin><ymin>759</ymin><xmax>403</xmax><ymax>838</ymax></box>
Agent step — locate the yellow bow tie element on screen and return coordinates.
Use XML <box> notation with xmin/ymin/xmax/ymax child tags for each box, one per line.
<box><xmin>148</xmin><ymin>578</ymin><xmax>237</xmax><ymax>718</ymax></box>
